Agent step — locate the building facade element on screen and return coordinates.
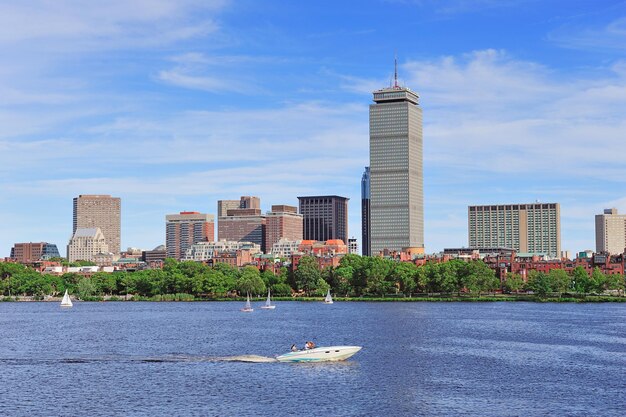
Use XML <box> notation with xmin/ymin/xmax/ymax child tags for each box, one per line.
<box><xmin>10</xmin><ymin>242</ymin><xmax>60</xmax><ymax>263</ymax></box>
<box><xmin>183</xmin><ymin>240</ymin><xmax>261</xmax><ymax>261</ymax></box>
<box><xmin>73</xmin><ymin>194</ymin><xmax>121</xmax><ymax>255</ymax></box>
<box><xmin>264</xmin><ymin>205</ymin><xmax>303</xmax><ymax>254</ymax></box>
<box><xmin>361</xmin><ymin>166</ymin><xmax>371</xmax><ymax>256</ymax></box>
<box><xmin>595</xmin><ymin>208</ymin><xmax>626</xmax><ymax>255</ymax></box>
<box><xmin>298</xmin><ymin>195</ymin><xmax>348</xmax><ymax>244</ymax></box>
<box><xmin>165</xmin><ymin>211</ymin><xmax>215</xmax><ymax>260</ymax></box>
<box><xmin>468</xmin><ymin>203</ymin><xmax>561</xmax><ymax>258</ymax></box>
<box><xmin>67</xmin><ymin>227</ymin><xmax>110</xmax><ymax>262</ymax></box>
<box><xmin>348</xmin><ymin>238</ymin><xmax>359</xmax><ymax>254</ymax></box>
<box><xmin>369</xmin><ymin>78</ymin><xmax>424</xmax><ymax>255</ymax></box>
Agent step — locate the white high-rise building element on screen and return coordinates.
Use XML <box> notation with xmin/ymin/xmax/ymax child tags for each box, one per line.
<box><xmin>595</xmin><ymin>208</ymin><xmax>626</xmax><ymax>255</ymax></box>
<box><xmin>369</xmin><ymin>64</ymin><xmax>424</xmax><ymax>255</ymax></box>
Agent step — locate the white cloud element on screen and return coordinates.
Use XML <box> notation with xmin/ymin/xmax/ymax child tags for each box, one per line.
<box><xmin>0</xmin><ymin>1</ymin><xmax>226</xmax><ymax>47</ymax></box>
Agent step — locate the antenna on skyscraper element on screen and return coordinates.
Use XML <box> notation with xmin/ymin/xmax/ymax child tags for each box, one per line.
<box><xmin>394</xmin><ymin>53</ymin><xmax>398</xmax><ymax>88</ymax></box>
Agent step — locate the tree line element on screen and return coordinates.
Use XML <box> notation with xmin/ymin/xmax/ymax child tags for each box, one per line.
<box><xmin>0</xmin><ymin>255</ymin><xmax>624</xmax><ymax>299</ymax></box>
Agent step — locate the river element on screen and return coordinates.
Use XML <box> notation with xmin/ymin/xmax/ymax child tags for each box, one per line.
<box><xmin>1</xmin><ymin>301</ymin><xmax>624</xmax><ymax>416</ymax></box>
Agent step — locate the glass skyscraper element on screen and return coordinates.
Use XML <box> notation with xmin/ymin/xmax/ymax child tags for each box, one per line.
<box><xmin>361</xmin><ymin>166</ymin><xmax>371</xmax><ymax>256</ymax></box>
<box><xmin>369</xmin><ymin>80</ymin><xmax>424</xmax><ymax>255</ymax></box>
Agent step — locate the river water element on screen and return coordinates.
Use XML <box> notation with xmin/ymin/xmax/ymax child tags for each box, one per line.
<box><xmin>0</xmin><ymin>301</ymin><xmax>624</xmax><ymax>416</ymax></box>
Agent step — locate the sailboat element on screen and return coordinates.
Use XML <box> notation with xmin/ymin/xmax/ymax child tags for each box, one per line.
<box><xmin>323</xmin><ymin>289</ymin><xmax>333</xmax><ymax>304</ymax></box>
<box><xmin>241</xmin><ymin>293</ymin><xmax>253</xmax><ymax>312</ymax></box>
<box><xmin>60</xmin><ymin>289</ymin><xmax>73</xmax><ymax>308</ymax></box>
<box><xmin>260</xmin><ymin>289</ymin><xmax>276</xmax><ymax>310</ymax></box>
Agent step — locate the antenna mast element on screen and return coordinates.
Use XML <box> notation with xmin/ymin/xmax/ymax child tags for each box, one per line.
<box><xmin>394</xmin><ymin>54</ymin><xmax>398</xmax><ymax>88</ymax></box>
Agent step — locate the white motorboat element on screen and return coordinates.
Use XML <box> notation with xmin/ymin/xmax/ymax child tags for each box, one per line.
<box><xmin>260</xmin><ymin>289</ymin><xmax>275</xmax><ymax>310</ymax></box>
<box><xmin>241</xmin><ymin>293</ymin><xmax>253</xmax><ymax>312</ymax></box>
<box><xmin>276</xmin><ymin>346</ymin><xmax>361</xmax><ymax>363</ymax></box>
<box><xmin>60</xmin><ymin>289</ymin><xmax>73</xmax><ymax>308</ymax></box>
<box><xmin>323</xmin><ymin>289</ymin><xmax>333</xmax><ymax>304</ymax></box>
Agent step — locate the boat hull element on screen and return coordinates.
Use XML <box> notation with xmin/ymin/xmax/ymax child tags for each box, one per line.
<box><xmin>276</xmin><ymin>346</ymin><xmax>361</xmax><ymax>363</ymax></box>
<box><xmin>260</xmin><ymin>305</ymin><xmax>276</xmax><ymax>309</ymax></box>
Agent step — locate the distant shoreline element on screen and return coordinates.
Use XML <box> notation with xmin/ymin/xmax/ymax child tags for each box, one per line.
<box><xmin>2</xmin><ymin>294</ymin><xmax>625</xmax><ymax>303</ymax></box>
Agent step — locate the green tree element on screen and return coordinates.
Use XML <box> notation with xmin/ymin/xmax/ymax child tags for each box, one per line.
<box><xmin>549</xmin><ymin>269</ymin><xmax>571</xmax><ymax>293</ymax></box>
<box><xmin>604</xmin><ymin>273</ymin><xmax>624</xmax><ymax>294</ymax></box>
<box><xmin>294</xmin><ymin>256</ymin><xmax>321</xmax><ymax>295</ymax></box>
<box><xmin>365</xmin><ymin>257</ymin><xmax>394</xmax><ymax>296</ymax></box>
<box><xmin>76</xmin><ymin>277</ymin><xmax>97</xmax><ymax>299</ymax></box>
<box><xmin>525</xmin><ymin>271</ymin><xmax>552</xmax><ymax>297</ymax></box>
<box><xmin>590</xmin><ymin>268</ymin><xmax>607</xmax><ymax>294</ymax></box>
<box><xmin>390</xmin><ymin>262</ymin><xmax>417</xmax><ymax>296</ymax></box>
<box><xmin>571</xmin><ymin>266</ymin><xmax>591</xmax><ymax>293</ymax></box>
<box><xmin>503</xmin><ymin>273</ymin><xmax>525</xmax><ymax>293</ymax></box>
<box><xmin>236</xmin><ymin>266</ymin><xmax>266</xmax><ymax>296</ymax></box>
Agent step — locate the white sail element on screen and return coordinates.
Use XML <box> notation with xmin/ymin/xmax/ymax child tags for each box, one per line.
<box><xmin>60</xmin><ymin>289</ymin><xmax>73</xmax><ymax>307</ymax></box>
<box><xmin>241</xmin><ymin>293</ymin><xmax>253</xmax><ymax>312</ymax></box>
<box><xmin>324</xmin><ymin>289</ymin><xmax>333</xmax><ymax>304</ymax></box>
<box><xmin>261</xmin><ymin>289</ymin><xmax>276</xmax><ymax>309</ymax></box>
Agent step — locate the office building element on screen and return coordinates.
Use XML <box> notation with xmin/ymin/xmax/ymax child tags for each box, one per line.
<box><xmin>298</xmin><ymin>195</ymin><xmax>348</xmax><ymax>244</ymax></box>
<box><xmin>468</xmin><ymin>203</ymin><xmax>561</xmax><ymax>258</ymax></box>
<box><xmin>348</xmin><ymin>238</ymin><xmax>359</xmax><ymax>254</ymax></box>
<box><xmin>165</xmin><ymin>211</ymin><xmax>215</xmax><ymax>260</ymax></box>
<box><xmin>73</xmin><ymin>194</ymin><xmax>121</xmax><ymax>255</ymax></box>
<box><xmin>218</xmin><ymin>196</ymin><xmax>266</xmax><ymax>251</ymax></box>
<box><xmin>361</xmin><ymin>166</ymin><xmax>371</xmax><ymax>256</ymax></box>
<box><xmin>67</xmin><ymin>227</ymin><xmax>109</xmax><ymax>262</ymax></box>
<box><xmin>265</xmin><ymin>205</ymin><xmax>303</xmax><ymax>254</ymax></box>
<box><xmin>369</xmin><ymin>65</ymin><xmax>424</xmax><ymax>255</ymax></box>
<box><xmin>10</xmin><ymin>242</ymin><xmax>60</xmax><ymax>263</ymax></box>
<box><xmin>595</xmin><ymin>208</ymin><xmax>626</xmax><ymax>255</ymax></box>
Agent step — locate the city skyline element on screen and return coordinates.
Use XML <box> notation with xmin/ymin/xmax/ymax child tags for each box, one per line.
<box><xmin>1</xmin><ymin>1</ymin><xmax>625</xmax><ymax>257</ymax></box>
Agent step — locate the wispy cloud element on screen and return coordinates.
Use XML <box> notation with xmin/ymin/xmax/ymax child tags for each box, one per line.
<box><xmin>548</xmin><ymin>16</ymin><xmax>626</xmax><ymax>52</ymax></box>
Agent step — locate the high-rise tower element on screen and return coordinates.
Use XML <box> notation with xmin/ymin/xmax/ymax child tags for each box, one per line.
<box><xmin>73</xmin><ymin>194</ymin><xmax>121</xmax><ymax>255</ymax></box>
<box><xmin>361</xmin><ymin>167</ymin><xmax>371</xmax><ymax>256</ymax></box>
<box><xmin>369</xmin><ymin>62</ymin><xmax>424</xmax><ymax>255</ymax></box>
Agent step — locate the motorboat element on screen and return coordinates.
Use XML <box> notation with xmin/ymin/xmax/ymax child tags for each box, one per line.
<box><xmin>276</xmin><ymin>346</ymin><xmax>361</xmax><ymax>363</ymax></box>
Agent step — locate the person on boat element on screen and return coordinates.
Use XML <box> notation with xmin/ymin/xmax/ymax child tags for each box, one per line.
<box><xmin>304</xmin><ymin>341</ymin><xmax>316</xmax><ymax>350</ymax></box>
<box><xmin>291</xmin><ymin>344</ymin><xmax>299</xmax><ymax>352</ymax></box>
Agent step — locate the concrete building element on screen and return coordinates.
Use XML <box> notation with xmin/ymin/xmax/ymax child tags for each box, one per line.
<box><xmin>468</xmin><ymin>203</ymin><xmax>561</xmax><ymax>258</ymax></box>
<box><xmin>595</xmin><ymin>208</ymin><xmax>626</xmax><ymax>255</ymax></box>
<box><xmin>165</xmin><ymin>212</ymin><xmax>215</xmax><ymax>260</ymax></box>
<box><xmin>217</xmin><ymin>196</ymin><xmax>266</xmax><ymax>250</ymax></box>
<box><xmin>369</xmin><ymin>66</ymin><xmax>424</xmax><ymax>255</ymax></box>
<box><xmin>265</xmin><ymin>205</ymin><xmax>303</xmax><ymax>254</ymax></box>
<box><xmin>10</xmin><ymin>242</ymin><xmax>60</xmax><ymax>263</ymax></box>
<box><xmin>184</xmin><ymin>240</ymin><xmax>261</xmax><ymax>261</ymax></box>
<box><xmin>73</xmin><ymin>195</ymin><xmax>121</xmax><ymax>255</ymax></box>
<box><xmin>348</xmin><ymin>237</ymin><xmax>359</xmax><ymax>255</ymax></box>
<box><xmin>67</xmin><ymin>227</ymin><xmax>110</xmax><ymax>262</ymax></box>
<box><xmin>361</xmin><ymin>166</ymin><xmax>371</xmax><ymax>256</ymax></box>
<box><xmin>298</xmin><ymin>195</ymin><xmax>348</xmax><ymax>244</ymax></box>
<box><xmin>271</xmin><ymin>238</ymin><xmax>302</xmax><ymax>258</ymax></box>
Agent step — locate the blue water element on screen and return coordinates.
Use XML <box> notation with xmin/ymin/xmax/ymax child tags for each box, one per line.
<box><xmin>0</xmin><ymin>301</ymin><xmax>624</xmax><ymax>416</ymax></box>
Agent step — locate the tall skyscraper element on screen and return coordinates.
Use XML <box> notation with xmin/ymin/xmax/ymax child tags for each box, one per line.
<box><xmin>361</xmin><ymin>166</ymin><xmax>371</xmax><ymax>256</ymax></box>
<box><xmin>595</xmin><ymin>208</ymin><xmax>626</xmax><ymax>255</ymax></box>
<box><xmin>73</xmin><ymin>194</ymin><xmax>121</xmax><ymax>255</ymax></box>
<box><xmin>369</xmin><ymin>63</ymin><xmax>424</xmax><ymax>255</ymax></box>
<box><xmin>165</xmin><ymin>211</ymin><xmax>215</xmax><ymax>260</ymax></box>
<box><xmin>468</xmin><ymin>203</ymin><xmax>561</xmax><ymax>258</ymax></box>
<box><xmin>298</xmin><ymin>195</ymin><xmax>348</xmax><ymax>244</ymax></box>
<box><xmin>265</xmin><ymin>205</ymin><xmax>303</xmax><ymax>254</ymax></box>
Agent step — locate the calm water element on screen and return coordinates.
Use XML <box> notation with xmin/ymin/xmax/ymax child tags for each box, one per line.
<box><xmin>0</xmin><ymin>301</ymin><xmax>624</xmax><ymax>416</ymax></box>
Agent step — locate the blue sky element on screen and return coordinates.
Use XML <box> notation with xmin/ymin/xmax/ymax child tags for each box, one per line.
<box><xmin>1</xmin><ymin>0</ymin><xmax>625</xmax><ymax>257</ymax></box>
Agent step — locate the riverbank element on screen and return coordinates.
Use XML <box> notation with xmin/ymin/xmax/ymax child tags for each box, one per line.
<box><xmin>2</xmin><ymin>293</ymin><xmax>625</xmax><ymax>303</ymax></box>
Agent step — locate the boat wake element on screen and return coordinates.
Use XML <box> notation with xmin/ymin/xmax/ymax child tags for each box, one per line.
<box><xmin>0</xmin><ymin>354</ymin><xmax>278</xmax><ymax>365</ymax></box>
